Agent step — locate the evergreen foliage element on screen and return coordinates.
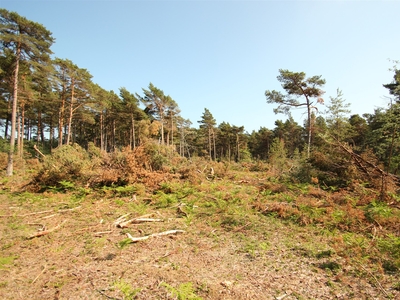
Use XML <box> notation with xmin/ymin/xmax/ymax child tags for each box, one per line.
<box><xmin>0</xmin><ymin>8</ymin><xmax>399</xmax><ymax>194</ymax></box>
<box><xmin>265</xmin><ymin>69</ymin><xmax>325</xmax><ymax>158</ymax></box>
<box><xmin>0</xmin><ymin>8</ymin><xmax>54</xmax><ymax>175</ymax></box>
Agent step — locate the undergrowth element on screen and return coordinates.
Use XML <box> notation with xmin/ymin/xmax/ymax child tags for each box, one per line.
<box><xmin>1</xmin><ymin>143</ymin><xmax>399</xmax><ymax>298</ymax></box>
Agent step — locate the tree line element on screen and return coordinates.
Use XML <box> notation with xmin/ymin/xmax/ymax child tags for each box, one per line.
<box><xmin>1</xmin><ymin>9</ymin><xmax>399</xmax><ymax>181</ymax></box>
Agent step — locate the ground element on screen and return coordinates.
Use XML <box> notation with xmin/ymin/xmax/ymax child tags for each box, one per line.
<box><xmin>0</xmin><ymin>175</ymin><xmax>399</xmax><ymax>300</ymax></box>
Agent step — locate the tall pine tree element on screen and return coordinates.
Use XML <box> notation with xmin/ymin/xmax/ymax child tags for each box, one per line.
<box><xmin>0</xmin><ymin>9</ymin><xmax>54</xmax><ymax>175</ymax></box>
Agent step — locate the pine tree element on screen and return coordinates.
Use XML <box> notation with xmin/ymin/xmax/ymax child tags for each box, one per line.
<box><xmin>138</xmin><ymin>83</ymin><xmax>178</xmax><ymax>145</ymax></box>
<box><xmin>0</xmin><ymin>9</ymin><xmax>54</xmax><ymax>175</ymax></box>
<box><xmin>265</xmin><ymin>69</ymin><xmax>325</xmax><ymax>158</ymax></box>
<box><xmin>324</xmin><ymin>89</ymin><xmax>351</xmax><ymax>142</ymax></box>
<box><xmin>119</xmin><ymin>87</ymin><xmax>147</xmax><ymax>149</ymax></box>
<box><xmin>198</xmin><ymin>108</ymin><xmax>216</xmax><ymax>161</ymax></box>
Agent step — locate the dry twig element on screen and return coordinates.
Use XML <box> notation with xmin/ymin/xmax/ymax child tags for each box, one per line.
<box><xmin>58</xmin><ymin>206</ymin><xmax>81</xmax><ymax>213</ymax></box>
<box><xmin>1</xmin><ymin>206</ymin><xmax>81</xmax><ymax>218</ymax></box>
<box><xmin>126</xmin><ymin>230</ymin><xmax>185</xmax><ymax>243</ymax></box>
<box><xmin>357</xmin><ymin>262</ymin><xmax>390</xmax><ymax>298</ymax></box>
<box><xmin>93</xmin><ymin>230</ymin><xmax>113</xmax><ymax>237</ymax></box>
<box><xmin>0</xmin><ymin>209</ymin><xmax>53</xmax><ymax>218</ymax></box>
<box><xmin>114</xmin><ymin>213</ymin><xmax>162</xmax><ymax>228</ymax></box>
<box><xmin>28</xmin><ymin>220</ymin><xmax>67</xmax><ymax>239</ymax></box>
<box><xmin>32</xmin><ymin>266</ymin><xmax>47</xmax><ymax>284</ymax></box>
<box><xmin>118</xmin><ymin>217</ymin><xmax>163</xmax><ymax>228</ymax></box>
<box><xmin>113</xmin><ymin>213</ymin><xmax>131</xmax><ymax>227</ymax></box>
<box><xmin>97</xmin><ymin>289</ymin><xmax>122</xmax><ymax>300</ymax></box>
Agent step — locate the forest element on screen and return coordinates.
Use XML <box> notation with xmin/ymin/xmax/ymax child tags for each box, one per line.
<box><xmin>1</xmin><ymin>8</ymin><xmax>400</xmax><ymax>300</ymax></box>
<box><xmin>1</xmin><ymin>8</ymin><xmax>400</xmax><ymax>184</ymax></box>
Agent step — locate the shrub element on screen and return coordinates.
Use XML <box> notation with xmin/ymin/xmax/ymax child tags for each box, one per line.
<box><xmin>33</xmin><ymin>144</ymin><xmax>97</xmax><ymax>189</ymax></box>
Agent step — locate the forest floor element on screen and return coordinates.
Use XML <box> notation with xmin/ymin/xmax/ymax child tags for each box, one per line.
<box><xmin>0</xmin><ymin>170</ymin><xmax>399</xmax><ymax>300</ymax></box>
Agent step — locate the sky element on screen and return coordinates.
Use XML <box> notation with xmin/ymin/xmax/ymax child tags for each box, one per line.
<box><xmin>1</xmin><ymin>0</ymin><xmax>399</xmax><ymax>133</ymax></box>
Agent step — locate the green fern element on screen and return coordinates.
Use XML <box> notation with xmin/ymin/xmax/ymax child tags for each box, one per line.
<box><xmin>161</xmin><ymin>281</ymin><xmax>202</xmax><ymax>300</ymax></box>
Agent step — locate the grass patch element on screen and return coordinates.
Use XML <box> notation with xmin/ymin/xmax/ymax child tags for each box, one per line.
<box><xmin>0</xmin><ymin>256</ymin><xmax>17</xmax><ymax>269</ymax></box>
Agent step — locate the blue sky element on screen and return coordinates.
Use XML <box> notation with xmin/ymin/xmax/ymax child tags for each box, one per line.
<box><xmin>2</xmin><ymin>0</ymin><xmax>399</xmax><ymax>133</ymax></box>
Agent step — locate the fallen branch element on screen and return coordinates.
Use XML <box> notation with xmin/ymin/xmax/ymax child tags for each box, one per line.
<box><xmin>28</xmin><ymin>220</ymin><xmax>67</xmax><ymax>239</ymax></box>
<box><xmin>25</xmin><ymin>209</ymin><xmax>53</xmax><ymax>216</ymax></box>
<box><xmin>357</xmin><ymin>261</ymin><xmax>389</xmax><ymax>298</ymax></box>
<box><xmin>0</xmin><ymin>206</ymin><xmax>80</xmax><ymax>218</ymax></box>
<box><xmin>0</xmin><ymin>209</ymin><xmax>53</xmax><ymax>218</ymax></box>
<box><xmin>232</xmin><ymin>222</ymin><xmax>252</xmax><ymax>232</ymax></box>
<box><xmin>27</xmin><ymin>223</ymin><xmax>46</xmax><ymax>231</ymax></box>
<box><xmin>40</xmin><ymin>206</ymin><xmax>82</xmax><ymax>219</ymax></box>
<box><xmin>126</xmin><ymin>230</ymin><xmax>185</xmax><ymax>243</ymax></box>
<box><xmin>58</xmin><ymin>206</ymin><xmax>81</xmax><ymax>213</ymax></box>
<box><xmin>117</xmin><ymin>217</ymin><xmax>163</xmax><ymax>228</ymax></box>
<box><xmin>32</xmin><ymin>266</ymin><xmax>47</xmax><ymax>284</ymax></box>
<box><xmin>114</xmin><ymin>213</ymin><xmax>161</xmax><ymax>228</ymax></box>
<box><xmin>93</xmin><ymin>230</ymin><xmax>113</xmax><ymax>237</ymax></box>
<box><xmin>42</xmin><ymin>214</ymin><xmax>58</xmax><ymax>219</ymax></box>
<box><xmin>332</xmin><ymin>137</ymin><xmax>400</xmax><ymax>185</ymax></box>
<box><xmin>97</xmin><ymin>289</ymin><xmax>122</xmax><ymax>300</ymax></box>
<box><xmin>33</xmin><ymin>144</ymin><xmax>46</xmax><ymax>158</ymax></box>
<box><xmin>275</xmin><ymin>293</ymin><xmax>288</xmax><ymax>300</ymax></box>
<box><xmin>113</xmin><ymin>213</ymin><xmax>131</xmax><ymax>227</ymax></box>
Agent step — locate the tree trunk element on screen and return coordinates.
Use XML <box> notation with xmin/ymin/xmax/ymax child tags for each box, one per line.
<box><xmin>58</xmin><ymin>81</ymin><xmax>66</xmax><ymax>147</ymax></box>
<box><xmin>100</xmin><ymin>111</ymin><xmax>105</xmax><ymax>151</ymax></box>
<box><xmin>112</xmin><ymin>118</ymin><xmax>116</xmax><ymax>151</ymax></box>
<box><xmin>171</xmin><ymin>116</ymin><xmax>174</xmax><ymax>147</ymax></box>
<box><xmin>66</xmin><ymin>78</ymin><xmax>75</xmax><ymax>145</ymax></box>
<box><xmin>158</xmin><ymin>111</ymin><xmax>165</xmax><ymax>145</ymax></box>
<box><xmin>4</xmin><ymin>95</ymin><xmax>11</xmax><ymax>138</ymax></box>
<box><xmin>131</xmin><ymin>115</ymin><xmax>136</xmax><ymax>149</ymax></box>
<box><xmin>306</xmin><ymin>97</ymin><xmax>312</xmax><ymax>159</ymax></box>
<box><xmin>160</xmin><ymin>121</ymin><xmax>165</xmax><ymax>145</ymax></box>
<box><xmin>27</xmin><ymin>118</ymin><xmax>31</xmax><ymax>141</ymax></box>
<box><xmin>6</xmin><ymin>44</ymin><xmax>21</xmax><ymax>176</ymax></box>
<box><xmin>236</xmin><ymin>133</ymin><xmax>240</xmax><ymax>162</ymax></box>
<box><xmin>19</xmin><ymin>103</ymin><xmax>25</xmax><ymax>158</ymax></box>
<box><xmin>37</xmin><ymin>108</ymin><xmax>44</xmax><ymax>146</ymax></box>
<box><xmin>16</xmin><ymin>108</ymin><xmax>21</xmax><ymax>158</ymax></box>
<box><xmin>387</xmin><ymin>124</ymin><xmax>397</xmax><ymax>173</ymax></box>
<box><xmin>208</xmin><ymin>127</ymin><xmax>212</xmax><ymax>161</ymax></box>
<box><xmin>213</xmin><ymin>129</ymin><xmax>216</xmax><ymax>161</ymax></box>
<box><xmin>49</xmin><ymin>121</ymin><xmax>54</xmax><ymax>151</ymax></box>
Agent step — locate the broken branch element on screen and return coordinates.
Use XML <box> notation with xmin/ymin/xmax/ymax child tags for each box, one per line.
<box><xmin>117</xmin><ymin>217</ymin><xmax>163</xmax><ymax>228</ymax></box>
<box><xmin>126</xmin><ymin>229</ymin><xmax>185</xmax><ymax>243</ymax></box>
<box><xmin>93</xmin><ymin>230</ymin><xmax>113</xmax><ymax>237</ymax></box>
<box><xmin>32</xmin><ymin>266</ymin><xmax>47</xmax><ymax>284</ymax></box>
<box><xmin>0</xmin><ymin>209</ymin><xmax>53</xmax><ymax>218</ymax></box>
<box><xmin>28</xmin><ymin>220</ymin><xmax>67</xmax><ymax>239</ymax></box>
<box><xmin>33</xmin><ymin>144</ymin><xmax>46</xmax><ymax>158</ymax></box>
<box><xmin>113</xmin><ymin>213</ymin><xmax>131</xmax><ymax>227</ymax></box>
<box><xmin>114</xmin><ymin>213</ymin><xmax>161</xmax><ymax>228</ymax></box>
